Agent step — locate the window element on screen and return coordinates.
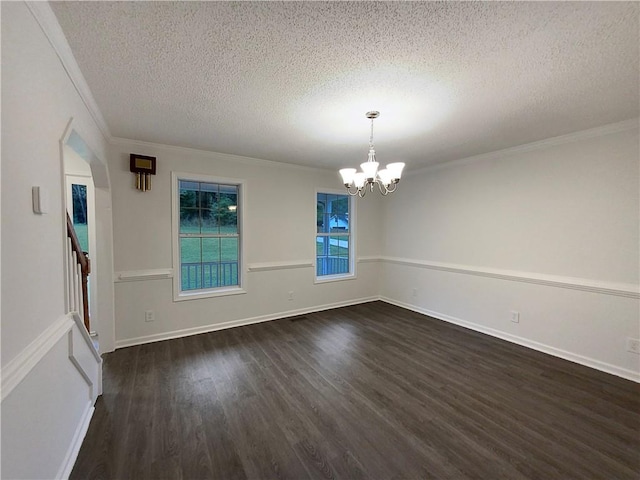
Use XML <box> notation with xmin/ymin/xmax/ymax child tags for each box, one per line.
<box><xmin>316</xmin><ymin>191</ymin><xmax>354</xmax><ymax>281</ymax></box>
<box><xmin>172</xmin><ymin>173</ymin><xmax>245</xmax><ymax>300</ymax></box>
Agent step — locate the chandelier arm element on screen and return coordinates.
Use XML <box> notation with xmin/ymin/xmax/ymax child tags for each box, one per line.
<box><xmin>358</xmin><ymin>187</ymin><xmax>366</xmax><ymax>198</ymax></box>
<box><xmin>385</xmin><ymin>183</ymin><xmax>398</xmax><ymax>193</ymax></box>
<box><xmin>345</xmin><ymin>185</ymin><xmax>360</xmax><ymax>196</ymax></box>
<box><xmin>377</xmin><ymin>181</ymin><xmax>390</xmax><ymax>196</ymax></box>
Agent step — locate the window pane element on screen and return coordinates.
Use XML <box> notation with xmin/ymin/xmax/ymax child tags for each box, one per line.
<box><xmin>335</xmin><ymin>257</ymin><xmax>349</xmax><ymax>274</ymax></box>
<box><xmin>181</xmin><ymin>238</ymin><xmax>202</xmax><ymax>290</ymax></box>
<box><xmin>179</xmin><ymin>181</ymin><xmax>199</xmax><ymax>208</ymax></box>
<box><xmin>218</xmin><ymin>189</ymin><xmax>238</xmax><ymax>234</ymax></box>
<box><xmin>219</xmin><ymin>184</ymin><xmax>238</xmax><ymax>196</ymax></box>
<box><xmin>220</xmin><ymin>211</ymin><xmax>238</xmax><ymax>234</ymax></box>
<box><xmin>181</xmin><ymin>237</ymin><xmax>201</xmax><ymax>263</ymax></box>
<box><xmin>316</xmin><ymin>193</ymin><xmax>351</xmax><ymax>278</ymax></box>
<box><xmin>317</xmin><ymin>198</ymin><xmax>326</xmax><ymax>233</ymax></box>
<box><xmin>329</xmin><ymin>235</ymin><xmax>345</xmax><ymax>256</ymax></box>
<box><xmin>71</xmin><ymin>184</ymin><xmax>89</xmax><ymax>252</ymax></box>
<box><xmin>202</xmin><ymin>237</ymin><xmax>220</xmax><ymax>263</ymax></box>
<box><xmin>220</xmin><ymin>237</ymin><xmax>238</xmax><ymax>262</ymax></box>
<box><xmin>202</xmin><ymin>238</ymin><xmax>221</xmax><ymax>288</ymax></box>
<box><xmin>201</xmin><ymin>209</ymin><xmax>219</xmax><ymax>234</ymax></box>
<box><xmin>180</xmin><ymin>208</ymin><xmax>200</xmax><ymax>234</ymax></box>
<box><xmin>219</xmin><ymin>187</ymin><xmax>238</xmax><ymax>224</ymax></box>
<box><xmin>316</xmin><ymin>235</ymin><xmax>328</xmax><ymax>255</ymax></box>
<box><xmin>220</xmin><ymin>237</ymin><xmax>239</xmax><ymax>286</ymax></box>
<box><xmin>177</xmin><ymin>178</ymin><xmax>241</xmax><ymax>293</ymax></box>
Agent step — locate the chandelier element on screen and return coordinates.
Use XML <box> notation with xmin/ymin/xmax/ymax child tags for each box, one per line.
<box><xmin>339</xmin><ymin>111</ymin><xmax>405</xmax><ymax>197</ymax></box>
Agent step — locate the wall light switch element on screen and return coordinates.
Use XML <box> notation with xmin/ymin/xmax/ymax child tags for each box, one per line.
<box><xmin>32</xmin><ymin>186</ymin><xmax>49</xmax><ymax>214</ymax></box>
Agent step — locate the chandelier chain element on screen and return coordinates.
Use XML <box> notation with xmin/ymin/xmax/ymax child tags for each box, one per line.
<box><xmin>369</xmin><ymin>117</ymin><xmax>375</xmax><ymax>150</ymax></box>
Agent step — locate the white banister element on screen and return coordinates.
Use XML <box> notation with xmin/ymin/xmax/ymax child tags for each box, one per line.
<box><xmin>72</xmin><ymin>250</ymin><xmax>77</xmax><ymax>312</ymax></box>
<box><xmin>66</xmin><ymin>212</ymin><xmax>91</xmax><ymax>331</ymax></box>
<box><xmin>76</xmin><ymin>262</ymin><xmax>83</xmax><ymax>317</ymax></box>
<box><xmin>66</xmin><ymin>238</ymin><xmax>74</xmax><ymax>311</ymax></box>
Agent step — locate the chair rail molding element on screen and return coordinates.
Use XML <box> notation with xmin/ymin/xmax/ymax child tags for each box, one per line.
<box><xmin>247</xmin><ymin>260</ymin><xmax>314</xmax><ymax>272</ymax></box>
<box><xmin>1</xmin><ymin>315</ymin><xmax>73</xmax><ymax>401</ymax></box>
<box><xmin>114</xmin><ymin>268</ymin><xmax>174</xmax><ymax>282</ymax></box>
<box><xmin>1</xmin><ymin>312</ymin><xmax>102</xmax><ymax>402</ymax></box>
<box><xmin>380</xmin><ymin>256</ymin><xmax>639</xmax><ymax>299</ymax></box>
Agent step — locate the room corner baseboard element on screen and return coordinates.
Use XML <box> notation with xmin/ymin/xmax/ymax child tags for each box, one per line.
<box><xmin>380</xmin><ymin>297</ymin><xmax>640</xmax><ymax>383</ymax></box>
<box><xmin>114</xmin><ymin>296</ymin><xmax>379</xmax><ymax>349</ymax></box>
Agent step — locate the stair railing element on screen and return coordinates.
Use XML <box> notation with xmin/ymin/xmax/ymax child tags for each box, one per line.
<box><xmin>66</xmin><ymin>213</ymin><xmax>90</xmax><ymax>332</ymax></box>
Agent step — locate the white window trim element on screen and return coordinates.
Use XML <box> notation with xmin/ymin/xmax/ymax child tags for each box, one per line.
<box><xmin>171</xmin><ymin>171</ymin><xmax>247</xmax><ymax>301</ymax></box>
<box><xmin>314</xmin><ymin>188</ymin><xmax>356</xmax><ymax>284</ymax></box>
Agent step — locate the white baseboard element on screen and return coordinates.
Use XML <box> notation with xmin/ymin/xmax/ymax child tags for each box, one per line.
<box><xmin>115</xmin><ymin>296</ymin><xmax>378</xmax><ymax>349</ymax></box>
<box><xmin>115</xmin><ymin>294</ymin><xmax>639</xmax><ymax>383</ymax></box>
<box><xmin>57</xmin><ymin>402</ymin><xmax>95</xmax><ymax>480</ymax></box>
<box><xmin>380</xmin><ymin>296</ymin><xmax>640</xmax><ymax>383</ymax></box>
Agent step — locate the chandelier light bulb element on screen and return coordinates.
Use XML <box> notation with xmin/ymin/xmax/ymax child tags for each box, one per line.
<box><xmin>386</xmin><ymin>162</ymin><xmax>405</xmax><ymax>181</ymax></box>
<box><xmin>360</xmin><ymin>160</ymin><xmax>379</xmax><ymax>181</ymax></box>
<box><xmin>338</xmin><ymin>111</ymin><xmax>405</xmax><ymax>197</ymax></box>
<box><xmin>339</xmin><ymin>168</ymin><xmax>357</xmax><ymax>186</ymax></box>
<box><xmin>377</xmin><ymin>168</ymin><xmax>393</xmax><ymax>186</ymax></box>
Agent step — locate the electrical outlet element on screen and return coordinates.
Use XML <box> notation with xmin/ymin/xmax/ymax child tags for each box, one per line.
<box><xmin>145</xmin><ymin>310</ymin><xmax>155</xmax><ymax>322</ymax></box>
<box><xmin>288</xmin><ymin>291</ymin><xmax>294</xmax><ymax>301</ymax></box>
<box><xmin>627</xmin><ymin>338</ymin><xmax>640</xmax><ymax>354</ymax></box>
<box><xmin>510</xmin><ymin>311</ymin><xmax>520</xmax><ymax>323</ymax></box>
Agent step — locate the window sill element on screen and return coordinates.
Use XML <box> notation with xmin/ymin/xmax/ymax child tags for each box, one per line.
<box><xmin>174</xmin><ymin>286</ymin><xmax>246</xmax><ymax>302</ymax></box>
<box><xmin>314</xmin><ymin>273</ymin><xmax>356</xmax><ymax>284</ymax></box>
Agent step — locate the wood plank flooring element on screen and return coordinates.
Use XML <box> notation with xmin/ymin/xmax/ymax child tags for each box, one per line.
<box><xmin>71</xmin><ymin>301</ymin><xmax>640</xmax><ymax>479</ymax></box>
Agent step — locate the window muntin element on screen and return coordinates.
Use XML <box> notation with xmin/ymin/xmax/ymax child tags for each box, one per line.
<box><xmin>316</xmin><ymin>192</ymin><xmax>353</xmax><ymax>279</ymax></box>
<box><xmin>174</xmin><ymin>175</ymin><xmax>243</xmax><ymax>299</ymax></box>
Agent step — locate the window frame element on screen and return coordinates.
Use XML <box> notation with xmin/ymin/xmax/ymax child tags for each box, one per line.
<box><xmin>171</xmin><ymin>172</ymin><xmax>246</xmax><ymax>301</ymax></box>
<box><xmin>314</xmin><ymin>188</ymin><xmax>356</xmax><ymax>283</ymax></box>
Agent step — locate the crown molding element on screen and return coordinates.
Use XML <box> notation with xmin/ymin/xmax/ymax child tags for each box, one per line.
<box><xmin>25</xmin><ymin>1</ymin><xmax>112</xmax><ymax>141</ymax></box>
<box><xmin>20</xmin><ymin>1</ymin><xmax>640</xmax><ymax>177</ymax></box>
<box><xmin>411</xmin><ymin>117</ymin><xmax>640</xmax><ymax>176</ymax></box>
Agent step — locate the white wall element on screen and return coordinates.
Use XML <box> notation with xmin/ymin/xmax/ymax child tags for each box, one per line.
<box><xmin>379</xmin><ymin>122</ymin><xmax>640</xmax><ymax>380</ymax></box>
<box><xmin>1</xmin><ymin>2</ymin><xmax>110</xmax><ymax>478</ymax></box>
<box><xmin>109</xmin><ymin>139</ymin><xmax>382</xmax><ymax>346</ymax></box>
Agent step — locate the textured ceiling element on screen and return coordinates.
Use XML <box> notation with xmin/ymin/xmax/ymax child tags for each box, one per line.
<box><xmin>51</xmin><ymin>1</ymin><xmax>639</xmax><ymax>170</ymax></box>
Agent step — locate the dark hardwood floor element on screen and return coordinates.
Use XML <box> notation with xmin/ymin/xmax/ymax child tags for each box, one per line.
<box><xmin>71</xmin><ymin>301</ymin><xmax>640</xmax><ymax>479</ymax></box>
